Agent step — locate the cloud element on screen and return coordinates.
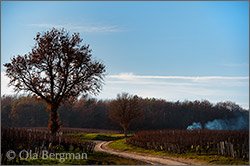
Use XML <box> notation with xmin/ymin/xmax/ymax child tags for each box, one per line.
<box><xmin>100</xmin><ymin>72</ymin><xmax>249</xmax><ymax>109</ymax></box>
<box><xmin>105</xmin><ymin>73</ymin><xmax>249</xmax><ymax>88</ymax></box>
<box><xmin>27</xmin><ymin>23</ymin><xmax>121</xmax><ymax>33</ymax></box>
<box><xmin>1</xmin><ymin>72</ymin><xmax>15</xmax><ymax>95</ymax></box>
<box><xmin>1</xmin><ymin>72</ymin><xmax>249</xmax><ymax>109</ymax></box>
<box><xmin>107</xmin><ymin>72</ymin><xmax>249</xmax><ymax>81</ymax></box>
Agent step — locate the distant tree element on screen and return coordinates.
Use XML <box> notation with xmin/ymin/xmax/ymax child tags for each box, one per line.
<box><xmin>216</xmin><ymin>101</ymin><xmax>244</xmax><ymax>112</ymax></box>
<box><xmin>4</xmin><ymin>28</ymin><xmax>106</xmax><ymax>134</ymax></box>
<box><xmin>1</xmin><ymin>95</ymin><xmax>16</xmax><ymax>127</ymax></box>
<box><xmin>9</xmin><ymin>96</ymin><xmax>48</xmax><ymax>127</ymax></box>
<box><xmin>109</xmin><ymin>93</ymin><xmax>143</xmax><ymax>137</ymax></box>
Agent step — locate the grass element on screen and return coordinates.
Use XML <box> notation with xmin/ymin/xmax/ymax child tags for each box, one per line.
<box><xmin>109</xmin><ymin>139</ymin><xmax>249</xmax><ymax>165</ymax></box>
<box><xmin>70</xmin><ymin>133</ymin><xmax>133</xmax><ymax>141</ymax></box>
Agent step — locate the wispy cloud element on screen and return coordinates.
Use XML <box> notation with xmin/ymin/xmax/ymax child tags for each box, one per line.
<box><xmin>2</xmin><ymin>72</ymin><xmax>249</xmax><ymax>109</ymax></box>
<box><xmin>107</xmin><ymin>72</ymin><xmax>249</xmax><ymax>80</ymax></box>
<box><xmin>28</xmin><ymin>23</ymin><xmax>121</xmax><ymax>33</ymax></box>
<box><xmin>100</xmin><ymin>72</ymin><xmax>249</xmax><ymax>109</ymax></box>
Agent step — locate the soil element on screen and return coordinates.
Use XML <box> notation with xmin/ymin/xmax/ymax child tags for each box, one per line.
<box><xmin>94</xmin><ymin>141</ymin><xmax>206</xmax><ymax>165</ymax></box>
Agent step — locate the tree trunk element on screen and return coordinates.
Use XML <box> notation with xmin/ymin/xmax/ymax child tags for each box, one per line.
<box><xmin>48</xmin><ymin>104</ymin><xmax>60</xmax><ymax>134</ymax></box>
<box><xmin>123</xmin><ymin>127</ymin><xmax>127</xmax><ymax>138</ymax></box>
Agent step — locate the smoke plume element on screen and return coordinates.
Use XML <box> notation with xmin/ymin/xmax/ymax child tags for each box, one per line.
<box><xmin>187</xmin><ymin>122</ymin><xmax>202</xmax><ymax>130</ymax></box>
<box><xmin>187</xmin><ymin>113</ymin><xmax>249</xmax><ymax>130</ymax></box>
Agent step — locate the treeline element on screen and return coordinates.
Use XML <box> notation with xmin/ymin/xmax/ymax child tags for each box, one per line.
<box><xmin>1</xmin><ymin>94</ymin><xmax>249</xmax><ymax>131</ymax></box>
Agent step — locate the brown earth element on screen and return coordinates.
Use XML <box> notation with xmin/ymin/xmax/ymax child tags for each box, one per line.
<box><xmin>94</xmin><ymin>141</ymin><xmax>206</xmax><ymax>165</ymax></box>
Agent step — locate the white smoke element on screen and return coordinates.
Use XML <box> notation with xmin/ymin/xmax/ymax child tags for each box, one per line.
<box><xmin>204</xmin><ymin>116</ymin><xmax>249</xmax><ymax>130</ymax></box>
<box><xmin>187</xmin><ymin>114</ymin><xmax>249</xmax><ymax>130</ymax></box>
<box><xmin>187</xmin><ymin>122</ymin><xmax>202</xmax><ymax>130</ymax></box>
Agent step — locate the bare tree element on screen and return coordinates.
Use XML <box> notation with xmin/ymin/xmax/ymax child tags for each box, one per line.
<box><xmin>109</xmin><ymin>93</ymin><xmax>143</xmax><ymax>137</ymax></box>
<box><xmin>4</xmin><ymin>28</ymin><xmax>106</xmax><ymax>134</ymax></box>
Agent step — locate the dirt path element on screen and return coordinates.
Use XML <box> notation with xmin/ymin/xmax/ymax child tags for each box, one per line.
<box><xmin>94</xmin><ymin>141</ymin><xmax>203</xmax><ymax>165</ymax></box>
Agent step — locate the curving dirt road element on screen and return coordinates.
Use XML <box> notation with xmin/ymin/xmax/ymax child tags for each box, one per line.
<box><xmin>94</xmin><ymin>141</ymin><xmax>203</xmax><ymax>165</ymax></box>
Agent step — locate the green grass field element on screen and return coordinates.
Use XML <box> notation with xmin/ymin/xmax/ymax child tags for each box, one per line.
<box><xmin>109</xmin><ymin>139</ymin><xmax>249</xmax><ymax>165</ymax></box>
<box><xmin>70</xmin><ymin>133</ymin><xmax>132</xmax><ymax>141</ymax></box>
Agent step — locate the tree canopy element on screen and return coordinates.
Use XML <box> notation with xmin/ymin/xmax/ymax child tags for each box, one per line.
<box><xmin>109</xmin><ymin>93</ymin><xmax>143</xmax><ymax>137</ymax></box>
<box><xmin>4</xmin><ymin>28</ymin><xmax>106</xmax><ymax>133</ymax></box>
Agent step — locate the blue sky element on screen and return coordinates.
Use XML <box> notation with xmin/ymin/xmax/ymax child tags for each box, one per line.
<box><xmin>1</xmin><ymin>1</ymin><xmax>249</xmax><ymax>108</ymax></box>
